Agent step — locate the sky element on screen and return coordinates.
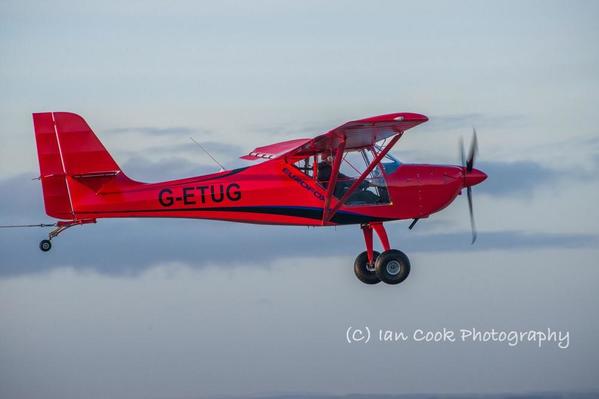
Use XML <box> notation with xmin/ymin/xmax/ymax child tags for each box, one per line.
<box><xmin>1</xmin><ymin>1</ymin><xmax>599</xmax><ymax>398</ymax></box>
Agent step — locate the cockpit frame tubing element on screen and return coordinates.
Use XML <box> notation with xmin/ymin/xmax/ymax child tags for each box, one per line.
<box><xmin>324</xmin><ymin>134</ymin><xmax>401</xmax><ymax>223</ymax></box>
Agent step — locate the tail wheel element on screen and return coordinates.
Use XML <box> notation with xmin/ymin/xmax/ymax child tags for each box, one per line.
<box><xmin>354</xmin><ymin>251</ymin><xmax>381</xmax><ymax>284</ymax></box>
<box><xmin>375</xmin><ymin>249</ymin><xmax>410</xmax><ymax>285</ymax></box>
<box><xmin>39</xmin><ymin>239</ymin><xmax>52</xmax><ymax>252</ymax></box>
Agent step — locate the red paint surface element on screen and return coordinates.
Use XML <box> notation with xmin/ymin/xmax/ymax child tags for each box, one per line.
<box><xmin>33</xmin><ymin>112</ymin><xmax>486</xmax><ymax>227</ymax></box>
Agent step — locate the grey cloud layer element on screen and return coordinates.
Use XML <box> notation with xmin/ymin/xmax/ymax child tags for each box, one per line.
<box><xmin>225</xmin><ymin>394</ymin><xmax>597</xmax><ymax>399</ymax></box>
<box><xmin>105</xmin><ymin>126</ymin><xmax>199</xmax><ymax>136</ymax></box>
<box><xmin>0</xmin><ymin>160</ymin><xmax>596</xmax><ymax>278</ymax></box>
<box><xmin>1</xmin><ymin>220</ymin><xmax>595</xmax><ymax>278</ymax></box>
<box><xmin>1</xmin><ymin>145</ymin><xmax>595</xmax><ymax>278</ymax></box>
<box><xmin>476</xmin><ymin>161</ymin><xmax>559</xmax><ymax>196</ymax></box>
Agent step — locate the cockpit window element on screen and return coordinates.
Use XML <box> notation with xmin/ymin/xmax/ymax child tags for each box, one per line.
<box><xmin>290</xmin><ymin>147</ymin><xmax>393</xmax><ymax>206</ymax></box>
<box><xmin>320</xmin><ymin>149</ymin><xmax>390</xmax><ymax>205</ymax></box>
<box><xmin>376</xmin><ymin>146</ymin><xmax>401</xmax><ymax>175</ymax></box>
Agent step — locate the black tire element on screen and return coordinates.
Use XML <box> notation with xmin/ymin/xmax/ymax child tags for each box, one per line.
<box><xmin>354</xmin><ymin>251</ymin><xmax>381</xmax><ymax>284</ymax></box>
<box><xmin>375</xmin><ymin>249</ymin><xmax>410</xmax><ymax>285</ymax></box>
<box><xmin>39</xmin><ymin>239</ymin><xmax>52</xmax><ymax>252</ymax></box>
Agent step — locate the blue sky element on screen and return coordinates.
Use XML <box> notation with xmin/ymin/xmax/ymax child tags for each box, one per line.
<box><xmin>1</xmin><ymin>1</ymin><xmax>599</xmax><ymax>398</ymax></box>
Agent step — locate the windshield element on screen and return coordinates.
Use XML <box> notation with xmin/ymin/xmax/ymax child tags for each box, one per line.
<box><xmin>379</xmin><ymin>150</ymin><xmax>401</xmax><ymax>174</ymax></box>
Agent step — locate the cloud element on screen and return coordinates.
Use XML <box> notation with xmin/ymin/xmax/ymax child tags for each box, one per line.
<box><xmin>0</xmin><ymin>174</ymin><xmax>46</xmax><ymax>225</ymax></box>
<box><xmin>411</xmin><ymin>230</ymin><xmax>597</xmax><ymax>252</ymax></box>
<box><xmin>1</xmin><ymin>212</ymin><xmax>596</xmax><ymax>278</ymax></box>
<box><xmin>423</xmin><ymin>113</ymin><xmax>528</xmax><ymax>132</ymax></box>
<box><xmin>140</xmin><ymin>140</ymin><xmax>244</xmax><ymax>159</ymax></box>
<box><xmin>247</xmin><ymin>119</ymin><xmax>336</xmax><ymax>139</ymax></box>
<box><xmin>99</xmin><ymin>127</ymin><xmax>238</xmax><ymax>175</ymax></box>
<box><xmin>105</xmin><ymin>126</ymin><xmax>205</xmax><ymax>136</ymax></box>
<box><xmin>225</xmin><ymin>393</ymin><xmax>598</xmax><ymax>399</ymax></box>
<box><xmin>187</xmin><ymin>140</ymin><xmax>244</xmax><ymax>155</ymax></box>
<box><xmin>475</xmin><ymin>160</ymin><xmax>560</xmax><ymax>196</ymax></box>
<box><xmin>118</xmin><ymin>153</ymin><xmax>251</xmax><ymax>182</ymax></box>
<box><xmin>475</xmin><ymin>153</ymin><xmax>599</xmax><ymax>196</ymax></box>
<box><xmin>121</xmin><ymin>156</ymin><xmax>217</xmax><ymax>182</ymax></box>
<box><xmin>1</xmin><ymin>155</ymin><xmax>596</xmax><ymax>278</ymax></box>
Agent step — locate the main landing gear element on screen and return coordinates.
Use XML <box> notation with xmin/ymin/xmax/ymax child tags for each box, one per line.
<box><xmin>354</xmin><ymin>223</ymin><xmax>410</xmax><ymax>285</ymax></box>
<box><xmin>39</xmin><ymin>219</ymin><xmax>96</xmax><ymax>252</ymax></box>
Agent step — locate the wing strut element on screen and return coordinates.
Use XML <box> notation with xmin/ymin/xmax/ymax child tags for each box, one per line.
<box><xmin>321</xmin><ymin>137</ymin><xmax>346</xmax><ymax>224</ymax></box>
<box><xmin>324</xmin><ymin>133</ymin><xmax>401</xmax><ymax>224</ymax></box>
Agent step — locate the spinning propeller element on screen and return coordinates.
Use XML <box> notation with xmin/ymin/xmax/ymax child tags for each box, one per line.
<box><xmin>459</xmin><ymin>129</ymin><xmax>486</xmax><ymax>244</ymax></box>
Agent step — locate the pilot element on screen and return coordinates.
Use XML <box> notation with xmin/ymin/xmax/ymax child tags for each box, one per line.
<box><xmin>317</xmin><ymin>154</ymin><xmax>335</xmax><ymax>186</ymax></box>
<box><xmin>317</xmin><ymin>153</ymin><xmax>378</xmax><ymax>203</ymax></box>
<box><xmin>317</xmin><ymin>153</ymin><xmax>351</xmax><ymax>194</ymax></box>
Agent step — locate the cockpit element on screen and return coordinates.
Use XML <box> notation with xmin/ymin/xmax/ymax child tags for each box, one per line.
<box><xmin>292</xmin><ymin>147</ymin><xmax>400</xmax><ymax>206</ymax></box>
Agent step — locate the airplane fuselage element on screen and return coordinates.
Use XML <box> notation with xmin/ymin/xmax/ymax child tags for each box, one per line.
<box><xmin>68</xmin><ymin>158</ymin><xmax>485</xmax><ymax>226</ymax></box>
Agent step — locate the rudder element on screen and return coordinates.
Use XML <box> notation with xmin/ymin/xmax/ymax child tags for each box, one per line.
<box><xmin>33</xmin><ymin>112</ymin><xmax>129</xmax><ymax>220</ymax></box>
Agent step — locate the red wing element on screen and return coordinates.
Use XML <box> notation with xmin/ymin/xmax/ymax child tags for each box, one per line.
<box><xmin>240</xmin><ymin>138</ymin><xmax>311</xmax><ymax>160</ymax></box>
<box><xmin>240</xmin><ymin>112</ymin><xmax>428</xmax><ymax>161</ymax></box>
<box><xmin>241</xmin><ymin>112</ymin><xmax>428</xmax><ymax>160</ymax></box>
<box><xmin>296</xmin><ymin>112</ymin><xmax>428</xmax><ymax>155</ymax></box>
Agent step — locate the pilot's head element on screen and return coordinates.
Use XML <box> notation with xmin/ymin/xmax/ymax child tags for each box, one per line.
<box><xmin>321</xmin><ymin>151</ymin><xmax>334</xmax><ymax>164</ymax></box>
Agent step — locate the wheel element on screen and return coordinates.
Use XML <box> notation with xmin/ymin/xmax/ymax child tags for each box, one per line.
<box><xmin>39</xmin><ymin>239</ymin><xmax>52</xmax><ymax>252</ymax></box>
<box><xmin>354</xmin><ymin>251</ymin><xmax>381</xmax><ymax>284</ymax></box>
<box><xmin>375</xmin><ymin>249</ymin><xmax>410</xmax><ymax>285</ymax></box>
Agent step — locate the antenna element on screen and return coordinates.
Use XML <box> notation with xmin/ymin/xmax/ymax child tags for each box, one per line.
<box><xmin>189</xmin><ymin>137</ymin><xmax>226</xmax><ymax>171</ymax></box>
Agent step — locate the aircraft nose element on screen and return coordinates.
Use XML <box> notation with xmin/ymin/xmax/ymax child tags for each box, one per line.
<box><xmin>464</xmin><ymin>168</ymin><xmax>487</xmax><ymax>187</ymax></box>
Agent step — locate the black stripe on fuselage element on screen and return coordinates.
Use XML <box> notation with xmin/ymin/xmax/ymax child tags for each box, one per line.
<box><xmin>77</xmin><ymin>205</ymin><xmax>391</xmax><ymax>225</ymax></box>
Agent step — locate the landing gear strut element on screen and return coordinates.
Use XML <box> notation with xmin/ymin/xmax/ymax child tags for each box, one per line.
<box><xmin>353</xmin><ymin>222</ymin><xmax>410</xmax><ymax>285</ymax></box>
<box><xmin>38</xmin><ymin>219</ymin><xmax>96</xmax><ymax>252</ymax></box>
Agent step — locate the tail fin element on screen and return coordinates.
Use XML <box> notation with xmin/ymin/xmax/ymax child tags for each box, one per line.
<box><xmin>33</xmin><ymin>112</ymin><xmax>135</xmax><ymax>220</ymax></box>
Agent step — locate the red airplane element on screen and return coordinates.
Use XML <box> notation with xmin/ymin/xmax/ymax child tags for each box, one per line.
<box><xmin>32</xmin><ymin>111</ymin><xmax>486</xmax><ymax>285</ymax></box>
